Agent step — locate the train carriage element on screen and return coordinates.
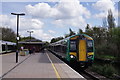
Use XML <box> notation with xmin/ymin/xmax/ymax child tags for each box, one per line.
<box><xmin>49</xmin><ymin>34</ymin><xmax>94</xmax><ymax>68</ymax></box>
<box><xmin>1</xmin><ymin>40</ymin><xmax>16</xmax><ymax>54</ymax></box>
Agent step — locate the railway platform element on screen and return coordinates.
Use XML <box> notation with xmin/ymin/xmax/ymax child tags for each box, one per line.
<box><xmin>1</xmin><ymin>51</ymin><xmax>86</xmax><ymax>79</ymax></box>
<box><xmin>1</xmin><ymin>52</ymin><xmax>30</xmax><ymax>78</ymax></box>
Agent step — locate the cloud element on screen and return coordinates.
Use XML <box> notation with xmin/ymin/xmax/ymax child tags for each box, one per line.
<box><xmin>52</xmin><ymin>16</ymin><xmax>86</xmax><ymax>29</ymax></box>
<box><xmin>48</xmin><ymin>30</ymin><xmax>56</xmax><ymax>34</ymax></box>
<box><xmin>0</xmin><ymin>15</ymin><xmax>10</xmax><ymax>27</ymax></box>
<box><xmin>93</xmin><ymin>0</ymin><xmax>118</xmax><ymax>18</ymax></box>
<box><xmin>26</xmin><ymin>3</ymin><xmax>60</xmax><ymax>18</ymax></box>
<box><xmin>0</xmin><ymin>14</ymin><xmax>53</xmax><ymax>41</ymax></box>
<box><xmin>86</xmin><ymin>3</ymin><xmax>89</xmax><ymax>6</ymax></box>
<box><xmin>55</xmin><ymin>0</ymin><xmax>91</xmax><ymax>19</ymax></box>
<box><xmin>19</xmin><ymin>29</ymin><xmax>53</xmax><ymax>41</ymax></box>
<box><xmin>25</xmin><ymin>0</ymin><xmax>91</xmax><ymax>28</ymax></box>
<box><xmin>93</xmin><ymin>0</ymin><xmax>115</xmax><ymax>12</ymax></box>
<box><xmin>1</xmin><ymin>0</ymin><xmax>92</xmax><ymax>41</ymax></box>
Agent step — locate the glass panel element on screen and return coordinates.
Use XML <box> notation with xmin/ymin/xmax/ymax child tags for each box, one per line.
<box><xmin>87</xmin><ymin>40</ymin><xmax>93</xmax><ymax>52</ymax></box>
<box><xmin>70</xmin><ymin>40</ymin><xmax>76</xmax><ymax>51</ymax></box>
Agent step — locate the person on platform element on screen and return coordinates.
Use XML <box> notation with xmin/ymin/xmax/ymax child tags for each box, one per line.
<box><xmin>32</xmin><ymin>47</ymin><xmax>35</xmax><ymax>55</ymax></box>
<box><xmin>29</xmin><ymin>48</ymin><xmax>32</xmax><ymax>55</ymax></box>
<box><xmin>21</xmin><ymin>46</ymin><xmax>24</xmax><ymax>51</ymax></box>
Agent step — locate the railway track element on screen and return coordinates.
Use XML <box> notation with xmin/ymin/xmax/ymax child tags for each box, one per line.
<box><xmin>69</xmin><ymin>63</ymin><xmax>102</xmax><ymax>80</ymax></box>
<box><xmin>79</xmin><ymin>70</ymin><xmax>100</xmax><ymax>80</ymax></box>
<box><xmin>48</xmin><ymin>50</ymin><xmax>109</xmax><ymax>80</ymax></box>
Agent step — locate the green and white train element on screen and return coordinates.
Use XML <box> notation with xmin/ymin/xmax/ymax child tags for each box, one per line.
<box><xmin>49</xmin><ymin>34</ymin><xmax>95</xmax><ymax>68</ymax></box>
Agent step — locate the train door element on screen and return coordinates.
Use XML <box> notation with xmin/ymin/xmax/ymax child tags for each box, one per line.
<box><xmin>79</xmin><ymin>40</ymin><xmax>87</xmax><ymax>61</ymax></box>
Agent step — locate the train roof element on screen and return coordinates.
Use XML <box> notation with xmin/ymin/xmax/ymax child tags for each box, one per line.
<box><xmin>1</xmin><ymin>40</ymin><xmax>16</xmax><ymax>45</ymax></box>
<box><xmin>50</xmin><ymin>34</ymin><xmax>93</xmax><ymax>46</ymax></box>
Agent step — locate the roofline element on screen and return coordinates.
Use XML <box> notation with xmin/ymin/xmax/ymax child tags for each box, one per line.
<box><xmin>51</xmin><ymin>34</ymin><xmax>93</xmax><ymax>45</ymax></box>
<box><xmin>1</xmin><ymin>40</ymin><xmax>16</xmax><ymax>45</ymax></box>
<box><xmin>18</xmin><ymin>42</ymin><xmax>45</xmax><ymax>44</ymax></box>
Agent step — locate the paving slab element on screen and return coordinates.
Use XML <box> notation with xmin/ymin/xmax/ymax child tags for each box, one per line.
<box><xmin>46</xmin><ymin>51</ymin><xmax>85</xmax><ymax>79</ymax></box>
<box><xmin>2</xmin><ymin>52</ymin><xmax>86</xmax><ymax>80</ymax></box>
<box><xmin>3</xmin><ymin>53</ymin><xmax>56</xmax><ymax>78</ymax></box>
<box><xmin>1</xmin><ymin>52</ymin><xmax>30</xmax><ymax>77</ymax></box>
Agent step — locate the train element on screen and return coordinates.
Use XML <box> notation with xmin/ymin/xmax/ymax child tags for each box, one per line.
<box><xmin>1</xmin><ymin>40</ymin><xmax>16</xmax><ymax>54</ymax></box>
<box><xmin>48</xmin><ymin>34</ymin><xmax>95</xmax><ymax>69</ymax></box>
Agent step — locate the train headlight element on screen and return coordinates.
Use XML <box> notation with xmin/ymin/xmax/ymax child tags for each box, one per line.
<box><xmin>70</xmin><ymin>55</ymin><xmax>74</xmax><ymax>58</ymax></box>
<box><xmin>70</xmin><ymin>55</ymin><xmax>76</xmax><ymax>59</ymax></box>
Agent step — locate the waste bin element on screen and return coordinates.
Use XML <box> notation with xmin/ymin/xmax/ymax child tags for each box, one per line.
<box><xmin>20</xmin><ymin>50</ymin><xmax>25</xmax><ymax>56</ymax></box>
<box><xmin>20</xmin><ymin>49</ymin><xmax>29</xmax><ymax>56</ymax></box>
<box><xmin>24</xmin><ymin>49</ymin><xmax>29</xmax><ymax>55</ymax></box>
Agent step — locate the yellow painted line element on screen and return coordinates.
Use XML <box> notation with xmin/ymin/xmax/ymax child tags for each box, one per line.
<box><xmin>46</xmin><ymin>53</ymin><xmax>61</xmax><ymax>80</ymax></box>
<box><xmin>0</xmin><ymin>52</ymin><xmax>15</xmax><ymax>56</ymax></box>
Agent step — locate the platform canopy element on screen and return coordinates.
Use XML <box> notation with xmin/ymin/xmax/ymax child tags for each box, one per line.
<box><xmin>18</xmin><ymin>41</ymin><xmax>45</xmax><ymax>44</ymax></box>
<box><xmin>1</xmin><ymin>40</ymin><xmax>16</xmax><ymax>45</ymax></box>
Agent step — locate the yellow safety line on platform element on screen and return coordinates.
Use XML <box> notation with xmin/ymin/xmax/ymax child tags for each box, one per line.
<box><xmin>46</xmin><ymin>53</ymin><xmax>61</xmax><ymax>80</ymax></box>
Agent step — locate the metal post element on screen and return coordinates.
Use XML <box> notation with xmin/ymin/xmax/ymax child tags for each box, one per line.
<box><xmin>27</xmin><ymin>31</ymin><xmax>33</xmax><ymax>42</ymax></box>
<box><xmin>16</xmin><ymin>15</ymin><xmax>19</xmax><ymax>63</ymax></box>
<box><xmin>30</xmin><ymin>32</ymin><xmax>31</xmax><ymax>42</ymax></box>
<box><xmin>11</xmin><ymin>13</ymin><xmax>25</xmax><ymax>63</ymax></box>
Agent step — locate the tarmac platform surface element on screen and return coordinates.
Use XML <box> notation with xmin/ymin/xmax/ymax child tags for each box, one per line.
<box><xmin>1</xmin><ymin>51</ymin><xmax>86</xmax><ymax>79</ymax></box>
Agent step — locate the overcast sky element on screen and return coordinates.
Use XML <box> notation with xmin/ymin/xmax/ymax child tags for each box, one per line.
<box><xmin>0</xmin><ymin>0</ymin><xmax>119</xmax><ymax>41</ymax></box>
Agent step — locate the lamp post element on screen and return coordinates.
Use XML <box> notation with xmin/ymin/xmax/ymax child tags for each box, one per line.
<box><xmin>27</xmin><ymin>31</ymin><xmax>33</xmax><ymax>42</ymax></box>
<box><xmin>11</xmin><ymin>13</ymin><xmax>25</xmax><ymax>63</ymax></box>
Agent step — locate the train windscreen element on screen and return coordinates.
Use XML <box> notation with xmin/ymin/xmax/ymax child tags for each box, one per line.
<box><xmin>70</xmin><ymin>40</ymin><xmax>76</xmax><ymax>52</ymax></box>
<box><xmin>87</xmin><ymin>40</ymin><xmax>93</xmax><ymax>52</ymax></box>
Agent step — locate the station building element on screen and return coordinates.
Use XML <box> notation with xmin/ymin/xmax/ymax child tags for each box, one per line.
<box><xmin>19</xmin><ymin>40</ymin><xmax>45</xmax><ymax>52</ymax></box>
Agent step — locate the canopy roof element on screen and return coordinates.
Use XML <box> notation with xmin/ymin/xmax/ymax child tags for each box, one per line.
<box><xmin>1</xmin><ymin>40</ymin><xmax>16</xmax><ymax>45</ymax></box>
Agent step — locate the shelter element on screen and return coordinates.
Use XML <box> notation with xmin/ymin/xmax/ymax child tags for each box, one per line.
<box><xmin>19</xmin><ymin>42</ymin><xmax>45</xmax><ymax>52</ymax></box>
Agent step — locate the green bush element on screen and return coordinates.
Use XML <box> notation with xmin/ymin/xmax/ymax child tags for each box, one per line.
<box><xmin>102</xmin><ymin>64</ymin><xmax>116</xmax><ymax>77</ymax></box>
<box><xmin>90</xmin><ymin>64</ymin><xmax>116</xmax><ymax>78</ymax></box>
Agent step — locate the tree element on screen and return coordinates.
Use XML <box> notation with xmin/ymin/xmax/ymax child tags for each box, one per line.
<box><xmin>65</xmin><ymin>34</ymin><xmax>70</xmax><ymax>38</ymax></box>
<box><xmin>102</xmin><ymin>17</ymin><xmax>107</xmax><ymax>28</ymax></box>
<box><xmin>107</xmin><ymin>9</ymin><xmax>115</xmax><ymax>29</ymax></box>
<box><xmin>110</xmin><ymin>27</ymin><xmax>120</xmax><ymax>59</ymax></box>
<box><xmin>1</xmin><ymin>27</ymin><xmax>16</xmax><ymax>42</ymax></box>
<box><xmin>20</xmin><ymin>36</ymin><xmax>42</xmax><ymax>42</ymax></box>
<box><xmin>50</xmin><ymin>37</ymin><xmax>64</xmax><ymax>43</ymax></box>
<box><xmin>69</xmin><ymin>28</ymin><xmax>76</xmax><ymax>36</ymax></box>
<box><xmin>65</xmin><ymin>28</ymin><xmax>76</xmax><ymax>38</ymax></box>
<box><xmin>85</xmin><ymin>24</ymin><xmax>90</xmax><ymax>33</ymax></box>
<box><xmin>50</xmin><ymin>38</ymin><xmax>56</xmax><ymax>43</ymax></box>
<box><xmin>78</xmin><ymin>29</ymin><xmax>83</xmax><ymax>34</ymax></box>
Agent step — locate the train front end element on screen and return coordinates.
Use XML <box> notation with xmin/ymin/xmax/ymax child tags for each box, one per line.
<box><xmin>69</xmin><ymin>34</ymin><xmax>94</xmax><ymax>68</ymax></box>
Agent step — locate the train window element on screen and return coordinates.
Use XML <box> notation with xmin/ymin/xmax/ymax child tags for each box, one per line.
<box><xmin>70</xmin><ymin>40</ymin><xmax>76</xmax><ymax>52</ymax></box>
<box><xmin>87</xmin><ymin>40</ymin><xmax>93</xmax><ymax>52</ymax></box>
<box><xmin>2</xmin><ymin>45</ymin><xmax>5</xmax><ymax>51</ymax></box>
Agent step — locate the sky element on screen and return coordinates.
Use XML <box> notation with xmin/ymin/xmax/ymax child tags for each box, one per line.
<box><xmin>0</xmin><ymin>0</ymin><xmax>120</xmax><ymax>42</ymax></box>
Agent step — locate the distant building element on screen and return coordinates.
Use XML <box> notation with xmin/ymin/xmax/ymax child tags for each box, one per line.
<box><xmin>23</xmin><ymin>39</ymin><xmax>42</xmax><ymax>42</ymax></box>
<box><xmin>18</xmin><ymin>41</ymin><xmax>45</xmax><ymax>52</ymax></box>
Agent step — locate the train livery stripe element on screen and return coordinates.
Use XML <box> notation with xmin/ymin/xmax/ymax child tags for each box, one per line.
<box><xmin>79</xmin><ymin>40</ymin><xmax>86</xmax><ymax>61</ymax></box>
<box><xmin>87</xmin><ymin>52</ymin><xmax>94</xmax><ymax>56</ymax></box>
<box><xmin>70</xmin><ymin>52</ymin><xmax>76</xmax><ymax>57</ymax></box>
<box><xmin>70</xmin><ymin>36</ymin><xmax>79</xmax><ymax>40</ymax></box>
<box><xmin>84</xmin><ymin>36</ymin><xmax>93</xmax><ymax>40</ymax></box>
<box><xmin>46</xmin><ymin>53</ymin><xmax>61</xmax><ymax>79</ymax></box>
